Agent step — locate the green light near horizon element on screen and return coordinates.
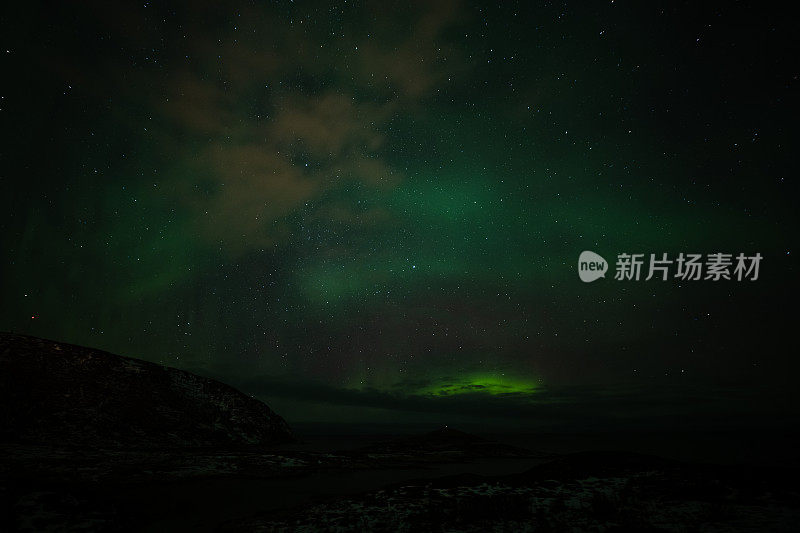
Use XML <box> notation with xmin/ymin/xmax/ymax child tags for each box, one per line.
<box><xmin>418</xmin><ymin>374</ymin><xmax>539</xmax><ymax>397</ymax></box>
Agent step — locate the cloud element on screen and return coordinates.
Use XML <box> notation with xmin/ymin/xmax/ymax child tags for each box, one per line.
<box><xmin>356</xmin><ymin>0</ymin><xmax>464</xmax><ymax>99</ymax></box>
<box><xmin>194</xmin><ymin>144</ymin><xmax>320</xmax><ymax>250</ymax></box>
<box><xmin>38</xmin><ymin>0</ymin><xmax>467</xmax><ymax>255</ymax></box>
<box><xmin>162</xmin><ymin>72</ymin><xmax>236</xmax><ymax>135</ymax></box>
<box><xmin>269</xmin><ymin>92</ymin><xmax>386</xmax><ymax>157</ymax></box>
<box><xmin>146</xmin><ymin>2</ymin><xmax>464</xmax><ymax>253</ymax></box>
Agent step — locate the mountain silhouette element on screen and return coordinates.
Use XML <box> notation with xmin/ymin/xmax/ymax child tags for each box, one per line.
<box><xmin>0</xmin><ymin>333</ymin><xmax>293</xmax><ymax>448</ymax></box>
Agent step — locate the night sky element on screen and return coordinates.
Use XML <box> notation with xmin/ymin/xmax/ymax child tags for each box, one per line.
<box><xmin>1</xmin><ymin>1</ymin><xmax>798</xmax><ymax>430</ymax></box>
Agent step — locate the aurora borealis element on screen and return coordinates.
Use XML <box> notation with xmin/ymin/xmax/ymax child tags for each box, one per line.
<box><xmin>1</xmin><ymin>1</ymin><xmax>797</xmax><ymax>430</ymax></box>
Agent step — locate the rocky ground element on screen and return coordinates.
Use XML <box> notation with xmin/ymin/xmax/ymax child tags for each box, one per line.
<box><xmin>220</xmin><ymin>451</ymin><xmax>800</xmax><ymax>532</ymax></box>
<box><xmin>3</xmin><ymin>439</ymin><xmax>799</xmax><ymax>531</ymax></box>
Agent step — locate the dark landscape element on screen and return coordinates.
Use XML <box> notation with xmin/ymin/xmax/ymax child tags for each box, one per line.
<box><xmin>2</xmin><ymin>333</ymin><xmax>799</xmax><ymax>531</ymax></box>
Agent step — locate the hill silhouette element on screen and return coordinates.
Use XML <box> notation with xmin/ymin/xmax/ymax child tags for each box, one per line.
<box><xmin>0</xmin><ymin>333</ymin><xmax>293</xmax><ymax>448</ymax></box>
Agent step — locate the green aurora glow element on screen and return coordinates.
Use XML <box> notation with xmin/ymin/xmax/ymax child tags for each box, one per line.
<box><xmin>1</xmin><ymin>0</ymin><xmax>797</xmax><ymax>429</ymax></box>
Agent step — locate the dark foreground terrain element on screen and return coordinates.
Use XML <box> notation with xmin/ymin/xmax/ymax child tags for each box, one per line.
<box><xmin>0</xmin><ymin>333</ymin><xmax>292</xmax><ymax>448</ymax></box>
<box><xmin>2</xmin><ymin>333</ymin><xmax>799</xmax><ymax>531</ymax></box>
<box><xmin>222</xmin><ymin>451</ymin><xmax>800</xmax><ymax>532</ymax></box>
<box><xmin>3</xmin><ymin>441</ymin><xmax>799</xmax><ymax>531</ymax></box>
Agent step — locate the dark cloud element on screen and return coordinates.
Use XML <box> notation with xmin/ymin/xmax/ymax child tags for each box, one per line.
<box><xmin>145</xmin><ymin>2</ymin><xmax>464</xmax><ymax>252</ymax></box>
<box><xmin>35</xmin><ymin>0</ymin><xmax>465</xmax><ymax>255</ymax></box>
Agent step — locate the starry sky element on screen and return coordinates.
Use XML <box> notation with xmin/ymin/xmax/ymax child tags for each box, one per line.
<box><xmin>1</xmin><ymin>1</ymin><xmax>798</xmax><ymax>430</ymax></box>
